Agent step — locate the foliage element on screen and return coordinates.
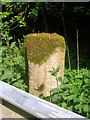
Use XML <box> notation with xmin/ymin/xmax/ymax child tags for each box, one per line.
<box><xmin>73</xmin><ymin>3</ymin><xmax>90</xmax><ymax>16</ymax></box>
<box><xmin>1</xmin><ymin>2</ymin><xmax>41</xmax><ymax>46</ymax></box>
<box><xmin>1</xmin><ymin>2</ymin><xmax>90</xmax><ymax>69</ymax></box>
<box><xmin>1</xmin><ymin>3</ymin><xmax>90</xmax><ymax>118</ymax></box>
<box><xmin>1</xmin><ymin>2</ymin><xmax>90</xmax><ymax>46</ymax></box>
<box><xmin>0</xmin><ymin>41</ymin><xmax>27</xmax><ymax>91</ymax></box>
<box><xmin>49</xmin><ymin>67</ymin><xmax>62</xmax><ymax>87</ymax></box>
<box><xmin>0</xmin><ymin>2</ymin><xmax>41</xmax><ymax>90</ymax></box>
<box><xmin>42</xmin><ymin>68</ymin><xmax>90</xmax><ymax>119</ymax></box>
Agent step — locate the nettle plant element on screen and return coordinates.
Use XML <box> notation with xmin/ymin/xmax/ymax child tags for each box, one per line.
<box><xmin>42</xmin><ymin>68</ymin><xmax>90</xmax><ymax>119</ymax></box>
<box><xmin>49</xmin><ymin>67</ymin><xmax>62</xmax><ymax>88</ymax></box>
<box><xmin>0</xmin><ymin>41</ymin><xmax>27</xmax><ymax>91</ymax></box>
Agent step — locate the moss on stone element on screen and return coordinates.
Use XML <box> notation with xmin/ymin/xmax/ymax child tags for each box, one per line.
<box><xmin>24</xmin><ymin>33</ymin><xmax>66</xmax><ymax>64</ymax></box>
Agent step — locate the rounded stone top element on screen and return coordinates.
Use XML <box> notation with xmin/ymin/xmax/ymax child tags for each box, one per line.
<box><xmin>24</xmin><ymin>33</ymin><xmax>66</xmax><ymax>64</ymax></box>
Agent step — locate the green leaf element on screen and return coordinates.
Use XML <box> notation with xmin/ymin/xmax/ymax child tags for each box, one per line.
<box><xmin>63</xmin><ymin>96</ymin><xmax>68</xmax><ymax>100</ymax></box>
<box><xmin>68</xmin><ymin>106</ymin><xmax>73</xmax><ymax>111</ymax></box>
<box><xmin>70</xmin><ymin>87</ymin><xmax>80</xmax><ymax>94</ymax></box>
<box><xmin>10</xmin><ymin>42</ymin><xmax>16</xmax><ymax>48</ymax></box>
<box><xmin>1</xmin><ymin>70</ymin><xmax>13</xmax><ymax>80</ymax></box>
<box><xmin>83</xmin><ymin>105</ymin><xmax>88</xmax><ymax>112</ymax></box>
<box><xmin>60</xmin><ymin>84</ymin><xmax>72</xmax><ymax>89</ymax></box>
<box><xmin>16</xmin><ymin>73</ymin><xmax>21</xmax><ymax>80</ymax></box>
<box><xmin>11</xmin><ymin>78</ymin><xmax>16</xmax><ymax>82</ymax></box>
<box><xmin>50</xmin><ymin>88</ymin><xmax>58</xmax><ymax>94</ymax></box>
<box><xmin>75</xmin><ymin>79</ymin><xmax>83</xmax><ymax>86</ymax></box>
<box><xmin>13</xmin><ymin>56</ymin><xmax>24</xmax><ymax>64</ymax></box>
<box><xmin>75</xmin><ymin>104</ymin><xmax>80</xmax><ymax>110</ymax></box>
<box><xmin>56</xmin><ymin>77</ymin><xmax>62</xmax><ymax>82</ymax></box>
<box><xmin>49</xmin><ymin>67</ymin><xmax>60</xmax><ymax>76</ymax></box>
<box><xmin>67</xmin><ymin>95</ymin><xmax>75</xmax><ymax>101</ymax></box>
<box><xmin>75</xmin><ymin>74</ymin><xmax>83</xmax><ymax>79</ymax></box>
<box><xmin>68</xmin><ymin>72</ymin><xmax>73</xmax><ymax>78</ymax></box>
<box><xmin>79</xmin><ymin>92</ymin><xmax>84</xmax><ymax>102</ymax></box>
<box><xmin>1</xmin><ymin>46</ymin><xmax>7</xmax><ymax>52</ymax></box>
<box><xmin>84</xmin><ymin>78</ymin><xmax>88</xmax><ymax>84</ymax></box>
<box><xmin>2</xmin><ymin>12</ymin><xmax>10</xmax><ymax>18</ymax></box>
<box><xmin>7</xmin><ymin>36</ymin><xmax>13</xmax><ymax>41</ymax></box>
<box><xmin>61</xmin><ymin>102</ymin><xmax>67</xmax><ymax>108</ymax></box>
<box><xmin>18</xmin><ymin>79</ymin><xmax>24</xmax><ymax>84</ymax></box>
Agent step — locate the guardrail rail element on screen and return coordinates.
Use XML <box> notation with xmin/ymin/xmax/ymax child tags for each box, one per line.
<box><xmin>0</xmin><ymin>81</ymin><xmax>88</xmax><ymax>119</ymax></box>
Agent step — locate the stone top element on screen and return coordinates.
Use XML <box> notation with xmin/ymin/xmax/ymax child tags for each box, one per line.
<box><xmin>24</xmin><ymin>33</ymin><xmax>66</xmax><ymax>64</ymax></box>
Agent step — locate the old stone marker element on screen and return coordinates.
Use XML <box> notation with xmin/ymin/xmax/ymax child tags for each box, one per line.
<box><xmin>24</xmin><ymin>33</ymin><xmax>66</xmax><ymax>97</ymax></box>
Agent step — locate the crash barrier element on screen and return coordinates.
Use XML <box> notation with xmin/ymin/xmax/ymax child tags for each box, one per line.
<box><xmin>0</xmin><ymin>81</ymin><xmax>88</xmax><ymax>119</ymax></box>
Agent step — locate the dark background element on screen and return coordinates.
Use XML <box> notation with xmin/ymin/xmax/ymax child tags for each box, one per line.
<box><xmin>4</xmin><ymin>2</ymin><xmax>90</xmax><ymax>69</ymax></box>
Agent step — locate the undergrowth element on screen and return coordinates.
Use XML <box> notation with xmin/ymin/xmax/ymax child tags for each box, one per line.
<box><xmin>0</xmin><ymin>41</ymin><xmax>90</xmax><ymax>119</ymax></box>
<box><xmin>42</xmin><ymin>68</ymin><xmax>90</xmax><ymax>119</ymax></box>
<box><xmin>0</xmin><ymin>42</ymin><xmax>27</xmax><ymax>91</ymax></box>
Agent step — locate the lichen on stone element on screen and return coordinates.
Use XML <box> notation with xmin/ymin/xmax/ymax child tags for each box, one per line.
<box><xmin>24</xmin><ymin>33</ymin><xmax>66</xmax><ymax>64</ymax></box>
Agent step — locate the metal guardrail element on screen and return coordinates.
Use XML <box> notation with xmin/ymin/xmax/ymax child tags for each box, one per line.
<box><xmin>0</xmin><ymin>81</ymin><xmax>88</xmax><ymax>119</ymax></box>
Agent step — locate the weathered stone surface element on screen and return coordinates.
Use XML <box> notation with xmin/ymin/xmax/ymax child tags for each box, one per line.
<box><xmin>0</xmin><ymin>103</ymin><xmax>25</xmax><ymax>118</ymax></box>
<box><xmin>0</xmin><ymin>100</ymin><xmax>34</xmax><ymax>119</ymax></box>
<box><xmin>25</xmin><ymin>33</ymin><xmax>66</xmax><ymax>97</ymax></box>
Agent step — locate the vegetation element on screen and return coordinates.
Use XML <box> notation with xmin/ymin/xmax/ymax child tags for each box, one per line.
<box><xmin>1</xmin><ymin>2</ymin><xmax>40</xmax><ymax>90</ymax></box>
<box><xmin>1</xmin><ymin>2</ymin><xmax>90</xmax><ymax>119</ymax></box>
<box><xmin>24</xmin><ymin>33</ymin><xmax>65</xmax><ymax>64</ymax></box>
<box><xmin>42</xmin><ymin>68</ymin><xmax>90</xmax><ymax>119</ymax></box>
<box><xmin>0</xmin><ymin>41</ymin><xmax>27</xmax><ymax>91</ymax></box>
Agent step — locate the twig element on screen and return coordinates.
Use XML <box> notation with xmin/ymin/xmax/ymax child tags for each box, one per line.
<box><xmin>76</xmin><ymin>29</ymin><xmax>79</xmax><ymax>73</ymax></box>
<box><xmin>10</xmin><ymin>24</ymin><xmax>20</xmax><ymax>30</ymax></box>
<box><xmin>60</xmin><ymin>3</ymin><xmax>71</xmax><ymax>69</ymax></box>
